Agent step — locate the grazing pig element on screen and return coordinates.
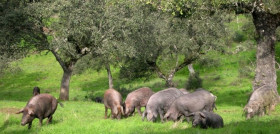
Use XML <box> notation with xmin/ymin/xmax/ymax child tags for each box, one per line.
<box><xmin>244</xmin><ymin>85</ymin><xmax>279</xmax><ymax>119</ymax></box>
<box><xmin>124</xmin><ymin>87</ymin><xmax>154</xmax><ymax>116</ymax></box>
<box><xmin>186</xmin><ymin>111</ymin><xmax>224</xmax><ymax>129</ymax></box>
<box><xmin>33</xmin><ymin>86</ymin><xmax>40</xmax><ymax>96</ymax></box>
<box><xmin>16</xmin><ymin>93</ymin><xmax>63</xmax><ymax>129</ymax></box>
<box><xmin>104</xmin><ymin>89</ymin><xmax>124</xmax><ymax>120</ymax></box>
<box><xmin>142</xmin><ymin>88</ymin><xmax>183</xmax><ymax>122</ymax></box>
<box><xmin>164</xmin><ymin>89</ymin><xmax>217</xmax><ymax>122</ymax></box>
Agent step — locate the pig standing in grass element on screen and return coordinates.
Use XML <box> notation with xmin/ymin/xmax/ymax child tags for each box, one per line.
<box><xmin>142</xmin><ymin>88</ymin><xmax>183</xmax><ymax>122</ymax></box>
<box><xmin>164</xmin><ymin>89</ymin><xmax>217</xmax><ymax>121</ymax></box>
<box><xmin>104</xmin><ymin>89</ymin><xmax>124</xmax><ymax>120</ymax></box>
<box><xmin>33</xmin><ymin>86</ymin><xmax>40</xmax><ymax>96</ymax></box>
<box><xmin>124</xmin><ymin>87</ymin><xmax>154</xmax><ymax>116</ymax></box>
<box><xmin>186</xmin><ymin>111</ymin><xmax>224</xmax><ymax>129</ymax></box>
<box><xmin>16</xmin><ymin>94</ymin><xmax>63</xmax><ymax>129</ymax></box>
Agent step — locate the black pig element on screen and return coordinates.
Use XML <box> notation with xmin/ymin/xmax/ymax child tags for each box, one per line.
<box><xmin>33</xmin><ymin>86</ymin><xmax>40</xmax><ymax>96</ymax></box>
<box><xmin>186</xmin><ymin>111</ymin><xmax>224</xmax><ymax>129</ymax></box>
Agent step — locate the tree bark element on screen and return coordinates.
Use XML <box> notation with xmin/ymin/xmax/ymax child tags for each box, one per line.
<box><xmin>244</xmin><ymin>10</ymin><xmax>280</xmax><ymax>119</ymax></box>
<box><xmin>188</xmin><ymin>64</ymin><xmax>195</xmax><ymax>76</ymax></box>
<box><xmin>105</xmin><ymin>63</ymin><xmax>113</xmax><ymax>89</ymax></box>
<box><xmin>252</xmin><ymin>11</ymin><xmax>278</xmax><ymax>91</ymax></box>
<box><xmin>59</xmin><ymin>69</ymin><xmax>72</xmax><ymax>100</ymax></box>
<box><xmin>165</xmin><ymin>72</ymin><xmax>176</xmax><ymax>87</ymax></box>
<box><xmin>51</xmin><ymin>50</ymin><xmax>76</xmax><ymax>101</ymax></box>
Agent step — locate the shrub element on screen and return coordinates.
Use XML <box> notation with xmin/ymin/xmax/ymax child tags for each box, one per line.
<box><xmin>198</xmin><ymin>56</ymin><xmax>220</xmax><ymax>68</ymax></box>
<box><xmin>233</xmin><ymin>31</ymin><xmax>247</xmax><ymax>43</ymax></box>
<box><xmin>185</xmin><ymin>72</ymin><xmax>203</xmax><ymax>91</ymax></box>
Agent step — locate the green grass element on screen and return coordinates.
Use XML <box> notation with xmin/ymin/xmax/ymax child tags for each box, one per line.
<box><xmin>1</xmin><ymin>43</ymin><xmax>280</xmax><ymax>133</ymax></box>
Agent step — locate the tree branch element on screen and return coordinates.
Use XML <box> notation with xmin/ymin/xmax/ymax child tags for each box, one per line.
<box><xmin>146</xmin><ymin>60</ymin><xmax>166</xmax><ymax>80</ymax></box>
<box><xmin>219</xmin><ymin>1</ymin><xmax>255</xmax><ymax>14</ymax></box>
<box><xmin>174</xmin><ymin>56</ymin><xmax>196</xmax><ymax>73</ymax></box>
<box><xmin>50</xmin><ymin>49</ymin><xmax>68</xmax><ymax>72</ymax></box>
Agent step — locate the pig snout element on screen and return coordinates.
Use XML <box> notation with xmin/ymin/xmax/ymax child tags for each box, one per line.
<box><xmin>21</xmin><ymin>121</ymin><xmax>27</xmax><ymax>126</ymax></box>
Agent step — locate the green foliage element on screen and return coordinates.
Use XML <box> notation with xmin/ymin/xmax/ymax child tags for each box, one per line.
<box><xmin>185</xmin><ymin>72</ymin><xmax>203</xmax><ymax>90</ymax></box>
<box><xmin>233</xmin><ymin>31</ymin><xmax>247</xmax><ymax>43</ymax></box>
<box><xmin>197</xmin><ymin>55</ymin><xmax>221</xmax><ymax>68</ymax></box>
<box><xmin>119</xmin><ymin>58</ymin><xmax>155</xmax><ymax>81</ymax></box>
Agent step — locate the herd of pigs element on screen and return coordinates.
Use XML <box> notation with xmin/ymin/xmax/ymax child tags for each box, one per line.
<box><xmin>16</xmin><ymin>86</ymin><xmax>224</xmax><ymax>130</ymax></box>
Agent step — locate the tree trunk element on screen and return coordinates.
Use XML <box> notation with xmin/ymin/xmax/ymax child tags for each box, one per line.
<box><xmin>244</xmin><ymin>11</ymin><xmax>280</xmax><ymax>119</ymax></box>
<box><xmin>165</xmin><ymin>72</ymin><xmax>176</xmax><ymax>88</ymax></box>
<box><xmin>59</xmin><ymin>69</ymin><xmax>72</xmax><ymax>101</ymax></box>
<box><xmin>105</xmin><ymin>63</ymin><xmax>113</xmax><ymax>89</ymax></box>
<box><xmin>188</xmin><ymin>64</ymin><xmax>195</xmax><ymax>76</ymax></box>
<box><xmin>51</xmin><ymin>50</ymin><xmax>76</xmax><ymax>101</ymax></box>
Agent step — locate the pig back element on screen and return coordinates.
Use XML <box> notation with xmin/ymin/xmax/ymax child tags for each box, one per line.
<box><xmin>147</xmin><ymin>88</ymin><xmax>183</xmax><ymax>112</ymax></box>
<box><xmin>192</xmin><ymin>89</ymin><xmax>216</xmax><ymax>111</ymax></box>
<box><xmin>104</xmin><ymin>89</ymin><xmax>123</xmax><ymax>108</ymax></box>
<box><xmin>126</xmin><ymin>87</ymin><xmax>154</xmax><ymax>106</ymax></box>
<box><xmin>27</xmin><ymin>93</ymin><xmax>58</xmax><ymax>117</ymax></box>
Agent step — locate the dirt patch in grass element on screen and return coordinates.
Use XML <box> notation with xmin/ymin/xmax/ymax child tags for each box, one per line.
<box><xmin>0</xmin><ymin>107</ymin><xmax>20</xmax><ymax>114</ymax></box>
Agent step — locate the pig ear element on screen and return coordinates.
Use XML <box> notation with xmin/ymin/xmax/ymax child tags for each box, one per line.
<box><xmin>185</xmin><ymin>113</ymin><xmax>194</xmax><ymax>117</ymax></box>
<box><xmin>247</xmin><ymin>108</ymin><xmax>253</xmax><ymax>113</ymax></box>
<box><xmin>199</xmin><ymin>112</ymin><xmax>206</xmax><ymax>118</ymax></box>
<box><xmin>16</xmin><ymin>108</ymin><xmax>24</xmax><ymax>114</ymax></box>
<box><xmin>28</xmin><ymin>109</ymin><xmax>34</xmax><ymax>115</ymax></box>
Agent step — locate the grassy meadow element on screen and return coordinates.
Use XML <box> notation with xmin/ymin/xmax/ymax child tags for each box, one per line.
<box><xmin>1</xmin><ymin>16</ymin><xmax>280</xmax><ymax>133</ymax></box>
<box><xmin>0</xmin><ymin>45</ymin><xmax>280</xmax><ymax>134</ymax></box>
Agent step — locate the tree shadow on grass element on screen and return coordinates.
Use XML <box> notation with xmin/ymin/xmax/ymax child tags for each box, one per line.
<box><xmin>0</xmin><ymin>71</ymin><xmax>46</xmax><ymax>101</ymax></box>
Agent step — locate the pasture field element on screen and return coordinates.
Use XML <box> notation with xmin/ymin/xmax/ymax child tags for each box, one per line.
<box><xmin>1</xmin><ymin>43</ymin><xmax>280</xmax><ymax>133</ymax></box>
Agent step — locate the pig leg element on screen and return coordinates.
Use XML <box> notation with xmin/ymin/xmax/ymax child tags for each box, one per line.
<box><xmin>158</xmin><ymin>109</ymin><xmax>164</xmax><ymax>123</ymax></box>
<box><xmin>136</xmin><ymin>106</ymin><xmax>142</xmax><ymax>116</ymax></box>
<box><xmin>28</xmin><ymin>122</ymin><xmax>32</xmax><ymax>129</ymax></box>
<box><xmin>182</xmin><ymin>111</ymin><xmax>191</xmax><ymax>122</ymax></box>
<box><xmin>47</xmin><ymin>116</ymin><xmax>53</xmax><ymax>124</ymax></box>
<box><xmin>39</xmin><ymin>117</ymin><xmax>43</xmax><ymax>126</ymax></box>
<box><xmin>142</xmin><ymin>110</ymin><xmax>147</xmax><ymax>121</ymax></box>
<box><xmin>104</xmin><ymin>106</ymin><xmax>108</xmax><ymax>119</ymax></box>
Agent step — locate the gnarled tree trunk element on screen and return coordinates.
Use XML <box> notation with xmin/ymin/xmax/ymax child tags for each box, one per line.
<box><xmin>244</xmin><ymin>11</ymin><xmax>280</xmax><ymax>119</ymax></box>
<box><xmin>51</xmin><ymin>50</ymin><xmax>76</xmax><ymax>101</ymax></box>
<box><xmin>105</xmin><ymin>63</ymin><xmax>113</xmax><ymax>89</ymax></box>
<box><xmin>59</xmin><ymin>69</ymin><xmax>73</xmax><ymax>100</ymax></box>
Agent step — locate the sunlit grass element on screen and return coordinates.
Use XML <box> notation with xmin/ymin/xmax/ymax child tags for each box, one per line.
<box><xmin>1</xmin><ymin>42</ymin><xmax>280</xmax><ymax>133</ymax></box>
